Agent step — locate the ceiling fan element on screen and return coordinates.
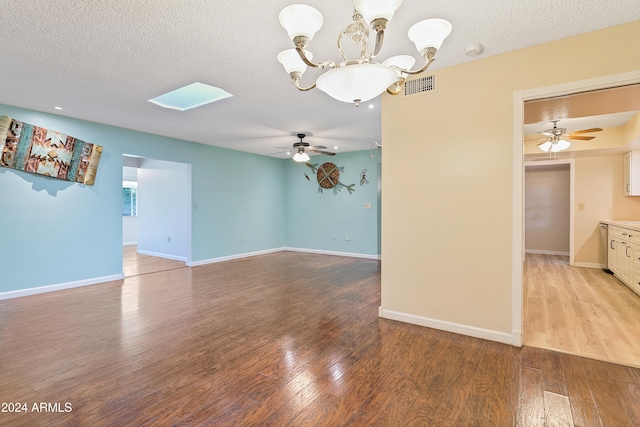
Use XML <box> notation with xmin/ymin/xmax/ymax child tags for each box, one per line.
<box><xmin>527</xmin><ymin>120</ymin><xmax>603</xmax><ymax>152</ymax></box>
<box><xmin>273</xmin><ymin>133</ymin><xmax>336</xmax><ymax>162</ymax></box>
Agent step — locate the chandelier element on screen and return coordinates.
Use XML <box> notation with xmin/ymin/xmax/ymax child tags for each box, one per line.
<box><xmin>277</xmin><ymin>1</ymin><xmax>452</xmax><ymax>106</ymax></box>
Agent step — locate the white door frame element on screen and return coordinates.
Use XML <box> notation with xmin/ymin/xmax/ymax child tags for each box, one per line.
<box><xmin>511</xmin><ymin>70</ymin><xmax>640</xmax><ymax>347</ymax></box>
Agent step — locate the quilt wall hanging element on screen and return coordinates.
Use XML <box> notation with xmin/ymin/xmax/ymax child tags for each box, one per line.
<box><xmin>0</xmin><ymin>115</ymin><xmax>102</xmax><ymax>185</ymax></box>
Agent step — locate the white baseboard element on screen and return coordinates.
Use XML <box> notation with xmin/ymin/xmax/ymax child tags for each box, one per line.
<box><xmin>379</xmin><ymin>307</ymin><xmax>518</xmax><ymax>346</ymax></box>
<box><xmin>285</xmin><ymin>247</ymin><xmax>379</xmax><ymax>260</ymax></box>
<box><xmin>573</xmin><ymin>262</ymin><xmax>605</xmax><ymax>269</ymax></box>
<box><xmin>188</xmin><ymin>247</ymin><xmax>285</xmax><ymax>267</ymax></box>
<box><xmin>137</xmin><ymin>249</ymin><xmax>187</xmax><ymax>262</ymax></box>
<box><xmin>0</xmin><ymin>273</ymin><xmax>125</xmax><ymax>301</ymax></box>
<box><xmin>123</xmin><ymin>241</ymin><xmax>138</xmax><ymax>246</ymax></box>
<box><xmin>525</xmin><ymin>249</ymin><xmax>570</xmax><ymax>256</ymax></box>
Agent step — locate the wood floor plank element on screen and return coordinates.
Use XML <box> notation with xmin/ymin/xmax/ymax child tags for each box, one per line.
<box><xmin>524</xmin><ymin>254</ymin><xmax>640</xmax><ymax>367</ymax></box>
<box><xmin>1</xmin><ymin>250</ymin><xmax>639</xmax><ymax>426</ymax></box>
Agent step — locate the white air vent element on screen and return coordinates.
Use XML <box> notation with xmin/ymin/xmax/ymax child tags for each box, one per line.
<box><xmin>404</xmin><ymin>74</ymin><xmax>437</xmax><ymax>97</ymax></box>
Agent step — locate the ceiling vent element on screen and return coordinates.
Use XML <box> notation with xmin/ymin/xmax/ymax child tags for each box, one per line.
<box><xmin>404</xmin><ymin>74</ymin><xmax>437</xmax><ymax>97</ymax></box>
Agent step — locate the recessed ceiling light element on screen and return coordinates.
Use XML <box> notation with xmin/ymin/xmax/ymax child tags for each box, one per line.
<box><xmin>368</xmin><ymin>104</ymin><xmax>374</xmax><ymax>109</ymax></box>
<box><xmin>54</xmin><ymin>106</ymin><xmax>63</xmax><ymax>110</ymax></box>
<box><xmin>334</xmin><ymin>146</ymin><xmax>338</xmax><ymax>150</ymax></box>
<box><xmin>148</xmin><ymin>82</ymin><xmax>233</xmax><ymax>111</ymax></box>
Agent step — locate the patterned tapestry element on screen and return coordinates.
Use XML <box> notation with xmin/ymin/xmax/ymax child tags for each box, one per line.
<box><xmin>0</xmin><ymin>115</ymin><xmax>102</xmax><ymax>185</ymax></box>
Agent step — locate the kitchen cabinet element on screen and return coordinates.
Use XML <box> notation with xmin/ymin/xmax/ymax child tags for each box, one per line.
<box><xmin>623</xmin><ymin>151</ymin><xmax>640</xmax><ymax>196</ymax></box>
<box><xmin>607</xmin><ymin>223</ymin><xmax>639</xmax><ymax>296</ymax></box>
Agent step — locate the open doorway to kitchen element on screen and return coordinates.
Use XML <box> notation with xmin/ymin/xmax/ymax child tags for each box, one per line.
<box><xmin>122</xmin><ymin>155</ymin><xmax>192</xmax><ymax>277</ymax></box>
<box><xmin>514</xmin><ymin>72</ymin><xmax>640</xmax><ymax>367</ymax></box>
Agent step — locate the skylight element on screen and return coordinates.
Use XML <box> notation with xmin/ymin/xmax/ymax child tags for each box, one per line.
<box><xmin>148</xmin><ymin>82</ymin><xmax>233</xmax><ymax>111</ymax></box>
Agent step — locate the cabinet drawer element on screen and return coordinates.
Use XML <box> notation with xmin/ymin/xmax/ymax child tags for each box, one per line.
<box><xmin>609</xmin><ymin>226</ymin><xmax>627</xmax><ymax>239</ymax></box>
<box><xmin>634</xmin><ymin>233</ymin><xmax>640</xmax><ymax>245</ymax></box>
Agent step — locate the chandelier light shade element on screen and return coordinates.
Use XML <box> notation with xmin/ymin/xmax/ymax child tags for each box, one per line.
<box><xmin>279</xmin><ymin>5</ymin><xmax>324</xmax><ymax>41</ymax></box>
<box><xmin>408</xmin><ymin>19</ymin><xmax>453</xmax><ymax>52</ymax></box>
<box><xmin>316</xmin><ymin>63</ymin><xmax>399</xmax><ymax>103</ymax></box>
<box><xmin>353</xmin><ymin>0</ymin><xmax>403</xmax><ymax>25</ymax></box>
<box><xmin>277</xmin><ymin>2</ymin><xmax>452</xmax><ymax>105</ymax></box>
<box><xmin>277</xmin><ymin>49</ymin><xmax>313</xmax><ymax>74</ymax></box>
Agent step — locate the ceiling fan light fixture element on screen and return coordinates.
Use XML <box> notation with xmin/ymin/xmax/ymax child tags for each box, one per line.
<box><xmin>293</xmin><ymin>151</ymin><xmax>310</xmax><ymax>162</ymax></box>
<box><xmin>552</xmin><ymin>139</ymin><xmax>571</xmax><ymax>152</ymax></box>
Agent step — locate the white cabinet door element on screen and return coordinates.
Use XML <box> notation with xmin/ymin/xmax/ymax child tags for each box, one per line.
<box><xmin>619</xmin><ymin>241</ymin><xmax>632</xmax><ymax>285</ymax></box>
<box><xmin>624</xmin><ymin>151</ymin><xmax>640</xmax><ymax>196</ymax></box>
<box><xmin>608</xmin><ymin>235</ymin><xmax>618</xmax><ymax>273</ymax></box>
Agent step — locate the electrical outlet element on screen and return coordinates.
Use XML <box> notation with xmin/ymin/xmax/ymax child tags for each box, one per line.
<box><xmin>364</xmin><ymin>202</ymin><xmax>372</xmax><ymax>209</ymax></box>
<box><xmin>241</xmin><ymin>235</ymin><xmax>245</xmax><ymax>242</ymax></box>
<box><xmin>345</xmin><ymin>234</ymin><xmax>352</xmax><ymax>241</ymax></box>
<box><xmin>332</xmin><ymin>234</ymin><xmax>336</xmax><ymax>240</ymax></box>
<box><xmin>167</xmin><ymin>236</ymin><xmax>171</xmax><ymax>243</ymax></box>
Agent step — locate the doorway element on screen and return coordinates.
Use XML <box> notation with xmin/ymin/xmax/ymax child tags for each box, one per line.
<box><xmin>122</xmin><ymin>155</ymin><xmax>192</xmax><ymax>277</ymax></box>
<box><xmin>513</xmin><ymin>71</ymin><xmax>640</xmax><ymax>365</ymax></box>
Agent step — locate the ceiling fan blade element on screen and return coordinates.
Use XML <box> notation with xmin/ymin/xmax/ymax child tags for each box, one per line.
<box><xmin>525</xmin><ymin>136</ymin><xmax>549</xmax><ymax>142</ymax></box>
<box><xmin>308</xmin><ymin>149</ymin><xmax>335</xmax><ymax>156</ymax></box>
<box><xmin>535</xmin><ymin>141</ymin><xmax>549</xmax><ymax>146</ymax></box>
<box><xmin>566</xmin><ymin>135</ymin><xmax>595</xmax><ymax>141</ymax></box>
<box><xmin>274</xmin><ymin>146</ymin><xmax>293</xmax><ymax>150</ymax></box>
<box><xmin>307</xmin><ymin>145</ymin><xmax>327</xmax><ymax>150</ymax></box>
<box><xmin>569</xmin><ymin>128</ymin><xmax>603</xmax><ymax>135</ymax></box>
<box><xmin>267</xmin><ymin>150</ymin><xmax>290</xmax><ymax>156</ymax></box>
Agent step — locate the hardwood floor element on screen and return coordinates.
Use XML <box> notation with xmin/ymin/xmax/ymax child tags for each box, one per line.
<box><xmin>123</xmin><ymin>245</ymin><xmax>185</xmax><ymax>277</ymax></box>
<box><xmin>1</xmin><ymin>251</ymin><xmax>639</xmax><ymax>426</ymax></box>
<box><xmin>524</xmin><ymin>253</ymin><xmax>640</xmax><ymax>368</ymax></box>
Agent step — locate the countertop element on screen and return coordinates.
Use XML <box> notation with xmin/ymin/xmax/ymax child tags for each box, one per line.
<box><xmin>600</xmin><ymin>220</ymin><xmax>640</xmax><ymax>231</ymax></box>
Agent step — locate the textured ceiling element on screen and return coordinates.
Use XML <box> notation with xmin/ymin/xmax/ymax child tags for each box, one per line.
<box><xmin>1</xmin><ymin>0</ymin><xmax>638</xmax><ymax>158</ymax></box>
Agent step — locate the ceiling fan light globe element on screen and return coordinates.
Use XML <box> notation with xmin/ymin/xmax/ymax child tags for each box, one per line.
<box><xmin>539</xmin><ymin>141</ymin><xmax>552</xmax><ymax>152</ymax></box>
<box><xmin>293</xmin><ymin>152</ymin><xmax>304</xmax><ymax>162</ymax></box>
<box><xmin>408</xmin><ymin>18</ymin><xmax>452</xmax><ymax>52</ymax></box>
<box><xmin>553</xmin><ymin>139</ymin><xmax>571</xmax><ymax>152</ymax></box>
<box><xmin>300</xmin><ymin>152</ymin><xmax>310</xmax><ymax>162</ymax></box>
<box><xmin>279</xmin><ymin>4</ymin><xmax>323</xmax><ymax>41</ymax></box>
<box><xmin>277</xmin><ymin>49</ymin><xmax>313</xmax><ymax>74</ymax></box>
<box><xmin>354</xmin><ymin>0</ymin><xmax>403</xmax><ymax>25</ymax></box>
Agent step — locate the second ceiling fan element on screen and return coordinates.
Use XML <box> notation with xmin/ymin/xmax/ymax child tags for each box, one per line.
<box><xmin>274</xmin><ymin>134</ymin><xmax>336</xmax><ymax>162</ymax></box>
<box><xmin>527</xmin><ymin>120</ymin><xmax>603</xmax><ymax>152</ymax></box>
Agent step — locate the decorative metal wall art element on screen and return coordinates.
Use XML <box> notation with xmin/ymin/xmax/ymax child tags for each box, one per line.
<box><xmin>0</xmin><ymin>116</ymin><xmax>102</xmax><ymax>185</ymax></box>
<box><xmin>360</xmin><ymin>169</ymin><xmax>369</xmax><ymax>186</ymax></box>
<box><xmin>305</xmin><ymin>162</ymin><xmax>355</xmax><ymax>195</ymax></box>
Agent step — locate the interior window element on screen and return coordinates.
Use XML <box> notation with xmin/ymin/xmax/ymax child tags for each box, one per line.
<box><xmin>122</xmin><ymin>181</ymin><xmax>138</xmax><ymax>216</ymax></box>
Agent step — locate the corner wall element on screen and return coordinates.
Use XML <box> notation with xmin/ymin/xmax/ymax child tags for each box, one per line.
<box><xmin>380</xmin><ymin>21</ymin><xmax>640</xmax><ymax>340</ymax></box>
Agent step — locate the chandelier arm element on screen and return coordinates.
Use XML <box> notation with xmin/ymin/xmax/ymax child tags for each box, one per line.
<box><xmin>295</xmin><ymin>47</ymin><xmax>336</xmax><ymax>69</ymax></box>
<box><xmin>400</xmin><ymin>57</ymin><xmax>436</xmax><ymax>76</ymax></box>
<box><xmin>386</xmin><ymin>82</ymin><xmax>403</xmax><ymax>96</ymax></box>
<box><xmin>292</xmin><ymin>80</ymin><xmax>317</xmax><ymax>92</ymax></box>
<box><xmin>370</xmin><ymin>29</ymin><xmax>385</xmax><ymax>59</ymax></box>
<box><xmin>289</xmin><ymin>72</ymin><xmax>316</xmax><ymax>91</ymax></box>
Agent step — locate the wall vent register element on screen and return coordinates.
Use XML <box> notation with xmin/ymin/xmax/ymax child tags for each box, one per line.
<box><xmin>404</xmin><ymin>75</ymin><xmax>436</xmax><ymax>96</ymax></box>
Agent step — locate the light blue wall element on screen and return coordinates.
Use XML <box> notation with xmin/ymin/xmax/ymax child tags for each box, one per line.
<box><xmin>284</xmin><ymin>151</ymin><xmax>381</xmax><ymax>256</ymax></box>
<box><xmin>0</xmin><ymin>104</ymin><xmax>286</xmax><ymax>292</ymax></box>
